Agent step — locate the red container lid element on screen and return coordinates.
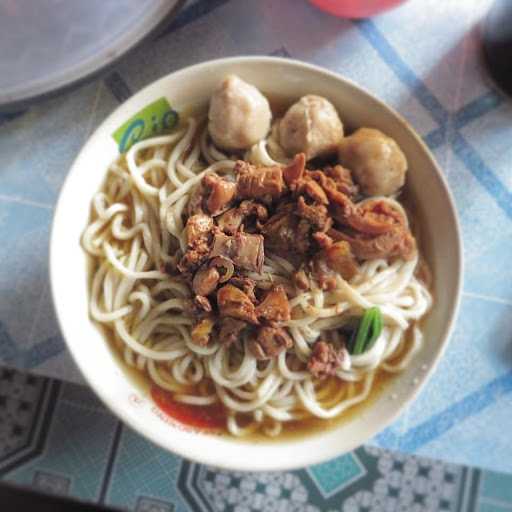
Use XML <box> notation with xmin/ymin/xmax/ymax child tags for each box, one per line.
<box><xmin>310</xmin><ymin>0</ymin><xmax>406</xmax><ymax>19</ymax></box>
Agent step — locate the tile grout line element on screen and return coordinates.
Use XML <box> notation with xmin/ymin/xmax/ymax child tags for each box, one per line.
<box><xmin>462</xmin><ymin>291</ymin><xmax>512</xmax><ymax>307</ymax></box>
<box><xmin>58</xmin><ymin>398</ymin><xmax>110</xmax><ymax>413</ymax></box>
<box><xmin>97</xmin><ymin>420</ymin><xmax>123</xmax><ymax>504</ymax></box>
<box><xmin>451</xmin><ymin>132</ymin><xmax>512</xmax><ymax>220</ymax></box>
<box><xmin>468</xmin><ymin>468</ymin><xmax>482</xmax><ymax>512</ymax></box>
<box><xmin>354</xmin><ymin>19</ymin><xmax>449</xmax><ymax>125</ymax></box>
<box><xmin>456</xmin><ymin>466</ymin><xmax>468</xmax><ymax>512</ymax></box>
<box><xmin>479</xmin><ymin>496</ymin><xmax>512</xmax><ymax>511</ymax></box>
<box><xmin>83</xmin><ymin>81</ymin><xmax>104</xmax><ymax>142</ymax></box>
<box><xmin>23</xmin><ymin>335</ymin><xmax>65</xmax><ymax>369</ymax></box>
<box><xmin>473</xmin><ymin>469</ymin><xmax>484</xmax><ymax>512</ymax></box>
<box><xmin>0</xmin><ymin>194</ymin><xmax>53</xmax><ymax>210</ymax></box>
<box><xmin>441</xmin><ymin>3</ymin><xmax>473</xmax><ymax>188</ymax></box>
<box><xmin>25</xmin><ymin>283</ymin><xmax>51</xmax><ymax>356</ymax></box>
<box><xmin>423</xmin><ymin>90</ymin><xmax>504</xmax><ymax>151</ymax></box>
<box><xmin>0</xmin><ymin>378</ymin><xmax>62</xmax><ymax>476</ymax></box>
<box><xmin>395</xmin><ymin>371</ymin><xmax>512</xmax><ymax>453</ymax></box>
<box><xmin>461</xmin><ymin>467</ymin><xmax>473</xmax><ymax>512</ymax></box>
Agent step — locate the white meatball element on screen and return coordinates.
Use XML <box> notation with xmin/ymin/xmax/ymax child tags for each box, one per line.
<box><xmin>279</xmin><ymin>95</ymin><xmax>344</xmax><ymax>160</ymax></box>
<box><xmin>208</xmin><ymin>75</ymin><xmax>272</xmax><ymax>151</ymax></box>
<box><xmin>338</xmin><ymin>128</ymin><xmax>407</xmax><ymax>197</ymax></box>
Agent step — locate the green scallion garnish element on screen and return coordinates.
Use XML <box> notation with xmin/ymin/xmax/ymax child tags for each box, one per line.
<box><xmin>350</xmin><ymin>307</ymin><xmax>383</xmax><ymax>355</ymax></box>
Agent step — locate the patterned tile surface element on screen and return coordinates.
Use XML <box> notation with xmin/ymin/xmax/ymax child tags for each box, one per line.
<box><xmin>1</xmin><ymin>0</ymin><xmax>511</xmax><ymax>474</ymax></box>
<box><xmin>1</xmin><ymin>367</ymin><xmax>511</xmax><ymax>511</ymax></box>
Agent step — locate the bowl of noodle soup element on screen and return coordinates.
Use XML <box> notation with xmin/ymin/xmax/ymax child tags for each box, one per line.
<box><xmin>50</xmin><ymin>56</ymin><xmax>462</xmax><ymax>471</ymax></box>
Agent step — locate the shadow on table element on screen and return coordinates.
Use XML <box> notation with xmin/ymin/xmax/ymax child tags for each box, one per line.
<box><xmin>0</xmin><ymin>481</ymin><xmax>121</xmax><ymax>512</ymax></box>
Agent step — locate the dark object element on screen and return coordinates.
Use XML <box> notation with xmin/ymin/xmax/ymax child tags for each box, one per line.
<box><xmin>483</xmin><ymin>0</ymin><xmax>512</xmax><ymax>96</ymax></box>
<box><xmin>0</xmin><ymin>0</ymin><xmax>185</xmax><ymax>112</ymax></box>
<box><xmin>0</xmin><ymin>481</ymin><xmax>121</xmax><ymax>511</ymax></box>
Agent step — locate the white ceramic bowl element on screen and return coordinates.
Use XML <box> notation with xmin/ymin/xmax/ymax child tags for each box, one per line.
<box><xmin>50</xmin><ymin>56</ymin><xmax>462</xmax><ymax>471</ymax></box>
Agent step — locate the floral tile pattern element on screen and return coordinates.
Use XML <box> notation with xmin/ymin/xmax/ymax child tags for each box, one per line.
<box><xmin>0</xmin><ymin>367</ymin><xmax>510</xmax><ymax>511</ymax></box>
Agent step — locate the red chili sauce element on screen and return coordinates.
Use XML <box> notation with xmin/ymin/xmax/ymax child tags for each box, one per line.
<box><xmin>151</xmin><ymin>385</ymin><xmax>226</xmax><ymax>431</ymax></box>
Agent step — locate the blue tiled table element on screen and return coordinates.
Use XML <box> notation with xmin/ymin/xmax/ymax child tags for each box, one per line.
<box><xmin>2</xmin><ymin>0</ymin><xmax>512</xmax><ymax>509</ymax></box>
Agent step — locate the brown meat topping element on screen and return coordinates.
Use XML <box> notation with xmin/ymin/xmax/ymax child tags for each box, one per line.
<box><xmin>239</xmin><ymin>199</ymin><xmax>268</xmax><ymax>217</ymax></box>
<box><xmin>314</xmin><ymin>173</ymin><xmax>356</xmax><ymax>221</ymax></box>
<box><xmin>310</xmin><ymin>257</ymin><xmax>337</xmax><ymax>291</ymax></box>
<box><xmin>192</xmin><ymin>265</ymin><xmax>220</xmax><ymax>296</ymax></box>
<box><xmin>308</xmin><ymin>341</ymin><xmax>344</xmax><ymax>379</ymax></box>
<box><xmin>203</xmin><ymin>174</ymin><xmax>237</xmax><ymax>216</ymax></box>
<box><xmin>293</xmin><ymin>269</ymin><xmax>310</xmax><ymax>291</ymax></box>
<box><xmin>217</xmin><ymin>200</ymin><xmax>268</xmax><ymax>235</ymax></box>
<box><xmin>248</xmin><ymin>326</ymin><xmax>293</xmax><ymax>360</ymax></box>
<box><xmin>186</xmin><ymin>214</ymin><xmax>214</xmax><ymax>246</ymax></box>
<box><xmin>283</xmin><ymin>153</ymin><xmax>306</xmax><ymax>187</ymax></box>
<box><xmin>217</xmin><ymin>284</ymin><xmax>259</xmax><ymax>324</ymax></box>
<box><xmin>300</xmin><ymin>178</ymin><xmax>329</xmax><ymax>205</ymax></box>
<box><xmin>209</xmin><ymin>256</ymin><xmax>235</xmax><ymax>283</ymax></box>
<box><xmin>176</xmin><ymin>152</ymin><xmax>417</xmax><ymax>365</ymax></box>
<box><xmin>261</xmin><ymin>210</ymin><xmax>311</xmax><ymax>256</ymax></box>
<box><xmin>178</xmin><ymin>214</ymin><xmax>215</xmax><ymax>274</ymax></box>
<box><xmin>333</xmin><ymin>199</ymin><xmax>402</xmax><ymax>236</ymax></box>
<box><xmin>296</xmin><ymin>196</ymin><xmax>331</xmax><ymax>231</ymax></box>
<box><xmin>296</xmin><ymin>219</ymin><xmax>313</xmax><ymax>254</ymax></box>
<box><xmin>194</xmin><ymin>295</ymin><xmax>212</xmax><ymax>313</ymax></box>
<box><xmin>187</xmin><ymin>184</ymin><xmax>206</xmax><ymax>216</ymax></box>
<box><xmin>329</xmin><ymin>227</ymin><xmax>416</xmax><ymax>261</ymax></box>
<box><xmin>324</xmin><ymin>165</ymin><xmax>359</xmax><ymax>198</ymax></box>
<box><xmin>228</xmin><ymin>276</ymin><xmax>257</xmax><ymax>303</ymax></box>
<box><xmin>218</xmin><ymin>317</ymin><xmax>247</xmax><ymax>347</ymax></box>
<box><xmin>353</xmin><ymin>199</ymin><xmax>406</xmax><ymax>234</ymax></box>
<box><xmin>306</xmin><ymin>168</ymin><xmax>372</xmax><ymax>233</ymax></box>
<box><xmin>323</xmin><ymin>241</ymin><xmax>358</xmax><ymax>280</ymax></box>
<box><xmin>191</xmin><ymin>317</ymin><xmax>215</xmax><ymax>346</ymax></box>
<box><xmin>235</xmin><ymin>161</ymin><xmax>285</xmax><ymax>202</ymax></box>
<box><xmin>210</xmin><ymin>232</ymin><xmax>264</xmax><ymax>273</ymax></box>
<box><xmin>300</xmin><ymin>169</ymin><xmax>416</xmax><ymax>258</ymax></box>
<box><xmin>313</xmin><ymin>231</ymin><xmax>334</xmax><ymax>250</ymax></box>
<box><xmin>256</xmin><ymin>285</ymin><xmax>291</xmax><ymax>322</ymax></box>
<box><xmin>216</xmin><ymin>207</ymin><xmax>243</xmax><ymax>235</ymax></box>
<box><xmin>305</xmin><ymin>170</ymin><xmax>388</xmax><ymax>238</ymax></box>
<box><xmin>177</xmin><ymin>246</ymin><xmax>210</xmax><ymax>274</ymax></box>
<box><xmin>260</xmin><ymin>210</ymin><xmax>295</xmax><ymax>255</ymax></box>
<box><xmin>310</xmin><ymin>241</ymin><xmax>358</xmax><ymax>289</ymax></box>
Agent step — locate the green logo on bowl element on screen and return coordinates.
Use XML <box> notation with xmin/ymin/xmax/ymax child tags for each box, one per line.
<box><xmin>112</xmin><ymin>98</ymin><xmax>179</xmax><ymax>153</ymax></box>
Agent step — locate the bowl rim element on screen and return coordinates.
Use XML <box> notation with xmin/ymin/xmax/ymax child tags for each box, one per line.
<box><xmin>50</xmin><ymin>55</ymin><xmax>463</xmax><ymax>471</ymax></box>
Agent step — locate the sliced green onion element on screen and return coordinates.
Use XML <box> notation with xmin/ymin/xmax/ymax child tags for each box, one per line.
<box><xmin>364</xmin><ymin>307</ymin><xmax>383</xmax><ymax>353</ymax></box>
<box><xmin>350</xmin><ymin>307</ymin><xmax>383</xmax><ymax>355</ymax></box>
<box><xmin>352</xmin><ymin>309</ymin><xmax>374</xmax><ymax>355</ymax></box>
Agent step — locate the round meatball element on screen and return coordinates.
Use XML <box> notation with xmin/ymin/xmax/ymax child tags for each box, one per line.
<box><xmin>279</xmin><ymin>95</ymin><xmax>344</xmax><ymax>160</ymax></box>
<box><xmin>338</xmin><ymin>128</ymin><xmax>407</xmax><ymax>196</ymax></box>
<box><xmin>208</xmin><ymin>75</ymin><xmax>272</xmax><ymax>151</ymax></box>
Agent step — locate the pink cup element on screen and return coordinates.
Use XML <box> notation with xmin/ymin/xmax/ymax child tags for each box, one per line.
<box><xmin>310</xmin><ymin>0</ymin><xmax>407</xmax><ymax>18</ymax></box>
